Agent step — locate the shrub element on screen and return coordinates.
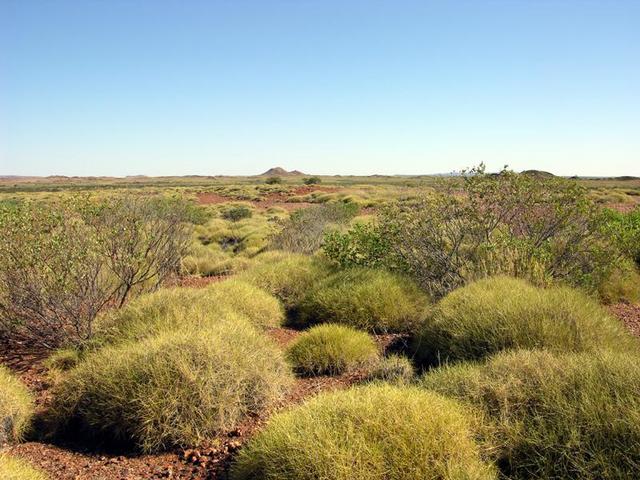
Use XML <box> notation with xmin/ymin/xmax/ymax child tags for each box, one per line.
<box><xmin>364</xmin><ymin>354</ymin><xmax>415</xmax><ymax>384</ymax></box>
<box><xmin>287</xmin><ymin>324</ymin><xmax>379</xmax><ymax>376</ymax></box>
<box><xmin>265</xmin><ymin>176</ymin><xmax>282</xmax><ymax>185</ymax></box>
<box><xmin>414</xmin><ymin>276</ymin><xmax>636</xmax><ymax>366</ymax></box>
<box><xmin>0</xmin><ymin>366</ymin><xmax>33</xmax><ymax>444</ymax></box>
<box><xmin>598</xmin><ymin>266</ymin><xmax>640</xmax><ymax>304</ymax></box>
<box><xmin>420</xmin><ymin>349</ymin><xmax>640</xmax><ymax>479</ymax></box>
<box><xmin>271</xmin><ymin>203</ymin><xmax>358</xmax><ymax>254</ymax></box>
<box><xmin>222</xmin><ymin>205</ymin><xmax>253</xmax><ymax>222</ymax></box>
<box><xmin>324</xmin><ymin>165</ymin><xmax>620</xmax><ymax>299</ymax></box>
<box><xmin>297</xmin><ymin>268</ymin><xmax>429</xmax><ymax>332</ymax></box>
<box><xmin>95</xmin><ymin>281</ymin><xmax>282</xmax><ymax>346</ymax></box>
<box><xmin>49</xmin><ymin>325</ymin><xmax>293</xmax><ymax>452</ymax></box>
<box><xmin>0</xmin><ymin>455</ymin><xmax>47</xmax><ymax>480</ymax></box>
<box><xmin>237</xmin><ymin>253</ymin><xmax>332</xmax><ymax>309</ymax></box>
<box><xmin>303</xmin><ymin>176</ymin><xmax>321</xmax><ymax>185</ymax></box>
<box><xmin>231</xmin><ymin>384</ymin><xmax>496</xmax><ymax>480</ymax></box>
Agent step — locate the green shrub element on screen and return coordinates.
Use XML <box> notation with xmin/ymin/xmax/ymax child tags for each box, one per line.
<box><xmin>287</xmin><ymin>324</ymin><xmax>379</xmax><ymax>376</ymax></box>
<box><xmin>0</xmin><ymin>366</ymin><xmax>33</xmax><ymax>444</ymax></box>
<box><xmin>0</xmin><ymin>455</ymin><xmax>47</xmax><ymax>480</ymax></box>
<box><xmin>237</xmin><ymin>253</ymin><xmax>332</xmax><ymax>309</ymax></box>
<box><xmin>298</xmin><ymin>268</ymin><xmax>429</xmax><ymax>332</ymax></box>
<box><xmin>231</xmin><ymin>384</ymin><xmax>496</xmax><ymax>480</ymax></box>
<box><xmin>421</xmin><ymin>349</ymin><xmax>640</xmax><ymax>479</ymax></box>
<box><xmin>49</xmin><ymin>325</ymin><xmax>293</xmax><ymax>452</ymax></box>
<box><xmin>414</xmin><ymin>276</ymin><xmax>636</xmax><ymax>366</ymax></box>
<box><xmin>265</xmin><ymin>176</ymin><xmax>282</xmax><ymax>185</ymax></box>
<box><xmin>303</xmin><ymin>176</ymin><xmax>321</xmax><ymax>185</ymax></box>
<box><xmin>364</xmin><ymin>354</ymin><xmax>415</xmax><ymax>384</ymax></box>
<box><xmin>598</xmin><ymin>266</ymin><xmax>640</xmax><ymax>304</ymax></box>
<box><xmin>222</xmin><ymin>205</ymin><xmax>253</xmax><ymax>222</ymax></box>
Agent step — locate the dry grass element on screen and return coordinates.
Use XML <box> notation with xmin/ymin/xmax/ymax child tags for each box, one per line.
<box><xmin>0</xmin><ymin>454</ymin><xmax>48</xmax><ymax>480</ymax></box>
<box><xmin>0</xmin><ymin>366</ymin><xmax>33</xmax><ymax>444</ymax></box>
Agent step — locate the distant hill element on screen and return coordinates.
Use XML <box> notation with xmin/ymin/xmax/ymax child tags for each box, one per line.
<box><xmin>260</xmin><ymin>167</ymin><xmax>305</xmax><ymax>176</ymax></box>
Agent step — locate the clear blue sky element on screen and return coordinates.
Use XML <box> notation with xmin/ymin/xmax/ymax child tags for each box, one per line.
<box><xmin>1</xmin><ymin>0</ymin><xmax>638</xmax><ymax>177</ymax></box>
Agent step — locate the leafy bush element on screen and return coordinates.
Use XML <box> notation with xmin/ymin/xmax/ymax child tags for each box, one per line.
<box><xmin>222</xmin><ymin>205</ymin><xmax>253</xmax><ymax>222</ymax></box>
<box><xmin>0</xmin><ymin>366</ymin><xmax>33</xmax><ymax>444</ymax></box>
<box><xmin>421</xmin><ymin>349</ymin><xmax>640</xmax><ymax>479</ymax></box>
<box><xmin>271</xmin><ymin>203</ymin><xmax>359</xmax><ymax>254</ymax></box>
<box><xmin>324</xmin><ymin>166</ymin><xmax>621</xmax><ymax>299</ymax></box>
<box><xmin>265</xmin><ymin>176</ymin><xmax>282</xmax><ymax>185</ymax></box>
<box><xmin>287</xmin><ymin>324</ymin><xmax>379</xmax><ymax>376</ymax></box>
<box><xmin>0</xmin><ymin>455</ymin><xmax>47</xmax><ymax>480</ymax></box>
<box><xmin>603</xmin><ymin>206</ymin><xmax>640</xmax><ymax>266</ymax></box>
<box><xmin>237</xmin><ymin>253</ymin><xmax>332</xmax><ymax>309</ymax></box>
<box><xmin>364</xmin><ymin>354</ymin><xmax>415</xmax><ymax>384</ymax></box>
<box><xmin>414</xmin><ymin>276</ymin><xmax>636</xmax><ymax>366</ymax></box>
<box><xmin>0</xmin><ymin>196</ymin><xmax>191</xmax><ymax>347</ymax></box>
<box><xmin>231</xmin><ymin>384</ymin><xmax>497</xmax><ymax>480</ymax></box>
<box><xmin>303</xmin><ymin>176</ymin><xmax>321</xmax><ymax>185</ymax></box>
<box><xmin>49</xmin><ymin>325</ymin><xmax>293</xmax><ymax>452</ymax></box>
<box><xmin>297</xmin><ymin>268</ymin><xmax>428</xmax><ymax>332</ymax></box>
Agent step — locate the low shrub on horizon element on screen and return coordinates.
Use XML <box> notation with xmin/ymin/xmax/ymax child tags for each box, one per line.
<box><xmin>420</xmin><ymin>349</ymin><xmax>640</xmax><ymax>479</ymax></box>
<box><xmin>49</xmin><ymin>324</ymin><xmax>293</xmax><ymax>452</ymax></box>
<box><xmin>0</xmin><ymin>366</ymin><xmax>33</xmax><ymax>444</ymax></box>
<box><xmin>297</xmin><ymin>268</ymin><xmax>429</xmax><ymax>332</ymax></box>
<box><xmin>413</xmin><ymin>276</ymin><xmax>637</xmax><ymax>366</ymax></box>
<box><xmin>231</xmin><ymin>384</ymin><xmax>497</xmax><ymax>480</ymax></box>
<box><xmin>286</xmin><ymin>324</ymin><xmax>379</xmax><ymax>376</ymax></box>
<box><xmin>0</xmin><ymin>455</ymin><xmax>48</xmax><ymax>480</ymax></box>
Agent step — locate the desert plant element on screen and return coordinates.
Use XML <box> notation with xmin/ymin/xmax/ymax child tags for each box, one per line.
<box><xmin>265</xmin><ymin>176</ymin><xmax>282</xmax><ymax>185</ymax></box>
<box><xmin>0</xmin><ymin>366</ymin><xmax>33</xmax><ymax>444</ymax></box>
<box><xmin>231</xmin><ymin>384</ymin><xmax>497</xmax><ymax>480</ymax></box>
<box><xmin>413</xmin><ymin>276</ymin><xmax>636</xmax><ymax>366</ymax></box>
<box><xmin>271</xmin><ymin>203</ymin><xmax>358</xmax><ymax>254</ymax></box>
<box><xmin>49</xmin><ymin>325</ymin><xmax>293</xmax><ymax>452</ymax></box>
<box><xmin>237</xmin><ymin>253</ymin><xmax>332</xmax><ymax>309</ymax></box>
<box><xmin>598</xmin><ymin>265</ymin><xmax>640</xmax><ymax>304</ymax></box>
<box><xmin>364</xmin><ymin>354</ymin><xmax>415</xmax><ymax>384</ymax></box>
<box><xmin>303</xmin><ymin>176</ymin><xmax>321</xmax><ymax>185</ymax></box>
<box><xmin>0</xmin><ymin>455</ymin><xmax>47</xmax><ymax>480</ymax></box>
<box><xmin>287</xmin><ymin>324</ymin><xmax>379</xmax><ymax>376</ymax></box>
<box><xmin>420</xmin><ymin>349</ymin><xmax>640</xmax><ymax>479</ymax></box>
<box><xmin>297</xmin><ymin>268</ymin><xmax>429</xmax><ymax>332</ymax></box>
<box><xmin>222</xmin><ymin>205</ymin><xmax>253</xmax><ymax>222</ymax></box>
<box><xmin>324</xmin><ymin>165</ymin><xmax>621</xmax><ymax>298</ymax></box>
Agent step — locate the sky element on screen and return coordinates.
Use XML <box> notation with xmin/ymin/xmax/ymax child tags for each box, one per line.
<box><xmin>1</xmin><ymin>0</ymin><xmax>639</xmax><ymax>177</ymax></box>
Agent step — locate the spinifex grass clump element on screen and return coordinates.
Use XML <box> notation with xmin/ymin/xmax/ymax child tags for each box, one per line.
<box><xmin>414</xmin><ymin>276</ymin><xmax>636</xmax><ymax>365</ymax></box>
<box><xmin>297</xmin><ymin>268</ymin><xmax>429</xmax><ymax>332</ymax></box>
<box><xmin>286</xmin><ymin>324</ymin><xmax>379</xmax><ymax>376</ymax></box>
<box><xmin>364</xmin><ymin>354</ymin><xmax>415</xmax><ymax>384</ymax></box>
<box><xmin>421</xmin><ymin>349</ymin><xmax>640</xmax><ymax>479</ymax></box>
<box><xmin>231</xmin><ymin>384</ymin><xmax>497</xmax><ymax>480</ymax></box>
<box><xmin>49</xmin><ymin>323</ymin><xmax>293</xmax><ymax>452</ymax></box>
<box><xmin>0</xmin><ymin>366</ymin><xmax>33</xmax><ymax>444</ymax></box>
<box><xmin>0</xmin><ymin>455</ymin><xmax>48</xmax><ymax>480</ymax></box>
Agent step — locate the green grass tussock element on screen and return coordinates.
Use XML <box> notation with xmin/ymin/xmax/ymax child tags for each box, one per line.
<box><xmin>297</xmin><ymin>268</ymin><xmax>429</xmax><ymax>332</ymax></box>
<box><xmin>231</xmin><ymin>384</ymin><xmax>497</xmax><ymax>480</ymax></box>
<box><xmin>414</xmin><ymin>276</ymin><xmax>636</xmax><ymax>365</ymax></box>
<box><xmin>364</xmin><ymin>354</ymin><xmax>415</xmax><ymax>384</ymax></box>
<box><xmin>0</xmin><ymin>455</ymin><xmax>48</xmax><ymax>480</ymax></box>
<box><xmin>286</xmin><ymin>324</ymin><xmax>379</xmax><ymax>376</ymax></box>
<box><xmin>237</xmin><ymin>252</ymin><xmax>332</xmax><ymax>309</ymax></box>
<box><xmin>0</xmin><ymin>366</ymin><xmax>33</xmax><ymax>444</ymax></box>
<box><xmin>49</xmin><ymin>324</ymin><xmax>293</xmax><ymax>452</ymax></box>
<box><xmin>420</xmin><ymin>349</ymin><xmax>640</xmax><ymax>479</ymax></box>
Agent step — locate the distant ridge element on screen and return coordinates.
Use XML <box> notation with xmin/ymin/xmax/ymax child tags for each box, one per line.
<box><xmin>260</xmin><ymin>167</ymin><xmax>305</xmax><ymax>176</ymax></box>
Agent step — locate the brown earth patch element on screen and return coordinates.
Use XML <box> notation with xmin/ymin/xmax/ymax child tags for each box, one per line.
<box><xmin>609</xmin><ymin>303</ymin><xmax>640</xmax><ymax>338</ymax></box>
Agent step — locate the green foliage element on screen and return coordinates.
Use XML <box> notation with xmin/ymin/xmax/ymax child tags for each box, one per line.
<box><xmin>297</xmin><ymin>268</ymin><xmax>429</xmax><ymax>332</ymax></box>
<box><xmin>265</xmin><ymin>176</ymin><xmax>282</xmax><ymax>185</ymax></box>
<box><xmin>0</xmin><ymin>455</ymin><xmax>48</xmax><ymax>480</ymax></box>
<box><xmin>222</xmin><ymin>205</ymin><xmax>253</xmax><ymax>222</ymax></box>
<box><xmin>49</xmin><ymin>326</ymin><xmax>293</xmax><ymax>452</ymax></box>
<box><xmin>364</xmin><ymin>354</ymin><xmax>415</xmax><ymax>384</ymax></box>
<box><xmin>287</xmin><ymin>324</ymin><xmax>379</xmax><ymax>376</ymax></box>
<box><xmin>324</xmin><ymin>165</ymin><xmax>621</xmax><ymax>299</ymax></box>
<box><xmin>421</xmin><ymin>349</ymin><xmax>640</xmax><ymax>480</ymax></box>
<box><xmin>237</xmin><ymin>253</ymin><xmax>332</xmax><ymax>309</ymax></box>
<box><xmin>598</xmin><ymin>265</ymin><xmax>640</xmax><ymax>304</ymax></box>
<box><xmin>603</xmin><ymin>206</ymin><xmax>640</xmax><ymax>266</ymax></box>
<box><xmin>271</xmin><ymin>203</ymin><xmax>359</xmax><ymax>254</ymax></box>
<box><xmin>303</xmin><ymin>176</ymin><xmax>321</xmax><ymax>185</ymax></box>
<box><xmin>414</xmin><ymin>276</ymin><xmax>637</xmax><ymax>366</ymax></box>
<box><xmin>231</xmin><ymin>384</ymin><xmax>497</xmax><ymax>480</ymax></box>
<box><xmin>0</xmin><ymin>366</ymin><xmax>33</xmax><ymax>444</ymax></box>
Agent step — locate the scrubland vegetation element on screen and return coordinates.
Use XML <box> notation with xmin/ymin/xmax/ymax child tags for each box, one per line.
<box><xmin>1</xmin><ymin>169</ymin><xmax>640</xmax><ymax>479</ymax></box>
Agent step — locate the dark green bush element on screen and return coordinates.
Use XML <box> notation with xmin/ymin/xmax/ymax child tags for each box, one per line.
<box><xmin>265</xmin><ymin>176</ymin><xmax>282</xmax><ymax>185</ymax></box>
<box><xmin>303</xmin><ymin>176</ymin><xmax>321</xmax><ymax>185</ymax></box>
<box><xmin>287</xmin><ymin>324</ymin><xmax>379</xmax><ymax>376</ymax></box>
<box><xmin>222</xmin><ymin>205</ymin><xmax>253</xmax><ymax>222</ymax></box>
<box><xmin>231</xmin><ymin>384</ymin><xmax>497</xmax><ymax>480</ymax></box>
<box><xmin>414</xmin><ymin>276</ymin><xmax>636</xmax><ymax>366</ymax></box>
<box><xmin>298</xmin><ymin>268</ymin><xmax>429</xmax><ymax>332</ymax></box>
<box><xmin>421</xmin><ymin>349</ymin><xmax>640</xmax><ymax>479</ymax></box>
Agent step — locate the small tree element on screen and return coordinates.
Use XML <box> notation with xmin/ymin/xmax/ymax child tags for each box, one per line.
<box><xmin>265</xmin><ymin>176</ymin><xmax>282</xmax><ymax>185</ymax></box>
<box><xmin>303</xmin><ymin>177</ymin><xmax>321</xmax><ymax>185</ymax></box>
